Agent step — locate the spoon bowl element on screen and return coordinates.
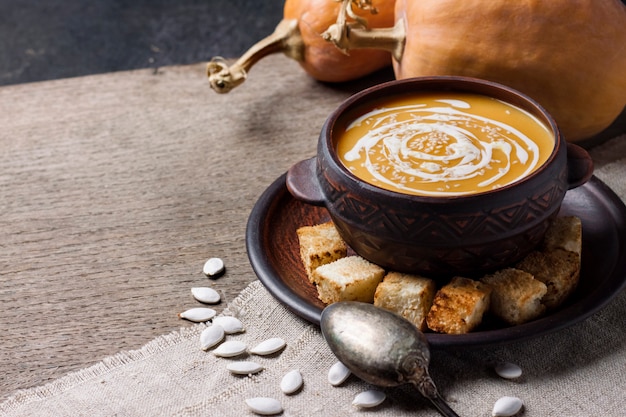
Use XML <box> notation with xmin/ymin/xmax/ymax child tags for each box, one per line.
<box><xmin>320</xmin><ymin>301</ymin><xmax>461</xmax><ymax>417</ymax></box>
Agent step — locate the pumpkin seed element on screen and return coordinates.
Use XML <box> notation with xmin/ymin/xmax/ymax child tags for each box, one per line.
<box><xmin>495</xmin><ymin>362</ymin><xmax>523</xmax><ymax>379</ymax></box>
<box><xmin>250</xmin><ymin>337</ymin><xmax>286</xmax><ymax>356</ymax></box>
<box><xmin>328</xmin><ymin>361</ymin><xmax>351</xmax><ymax>386</ymax></box>
<box><xmin>226</xmin><ymin>361</ymin><xmax>264</xmax><ymax>375</ymax></box>
<box><xmin>203</xmin><ymin>257</ymin><xmax>225</xmax><ymax>278</ymax></box>
<box><xmin>280</xmin><ymin>369</ymin><xmax>303</xmax><ymax>394</ymax></box>
<box><xmin>245</xmin><ymin>397</ymin><xmax>283</xmax><ymax>416</ymax></box>
<box><xmin>178</xmin><ymin>307</ymin><xmax>216</xmax><ymax>322</ymax></box>
<box><xmin>200</xmin><ymin>324</ymin><xmax>225</xmax><ymax>351</ymax></box>
<box><xmin>212</xmin><ymin>316</ymin><xmax>244</xmax><ymax>334</ymax></box>
<box><xmin>191</xmin><ymin>287</ymin><xmax>221</xmax><ymax>304</ymax></box>
<box><xmin>352</xmin><ymin>389</ymin><xmax>386</xmax><ymax>408</ymax></box>
<box><xmin>212</xmin><ymin>340</ymin><xmax>247</xmax><ymax>357</ymax></box>
<box><xmin>492</xmin><ymin>396</ymin><xmax>524</xmax><ymax>416</ymax></box>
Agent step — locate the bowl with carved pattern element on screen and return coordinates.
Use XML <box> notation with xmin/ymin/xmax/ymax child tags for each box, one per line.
<box><xmin>286</xmin><ymin>76</ymin><xmax>593</xmax><ymax>280</ymax></box>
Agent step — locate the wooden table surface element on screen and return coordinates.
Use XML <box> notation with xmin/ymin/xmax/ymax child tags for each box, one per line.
<box><xmin>1</xmin><ymin>56</ymin><xmax>625</xmax><ymax>402</ymax></box>
<box><xmin>0</xmin><ymin>58</ymin><xmax>399</xmax><ymax>400</ymax></box>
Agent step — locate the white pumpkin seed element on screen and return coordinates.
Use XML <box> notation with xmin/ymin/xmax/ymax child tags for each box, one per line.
<box><xmin>178</xmin><ymin>307</ymin><xmax>216</xmax><ymax>322</ymax></box>
<box><xmin>226</xmin><ymin>361</ymin><xmax>264</xmax><ymax>375</ymax></box>
<box><xmin>245</xmin><ymin>397</ymin><xmax>283</xmax><ymax>416</ymax></box>
<box><xmin>191</xmin><ymin>287</ymin><xmax>221</xmax><ymax>304</ymax></box>
<box><xmin>280</xmin><ymin>369</ymin><xmax>303</xmax><ymax>394</ymax></box>
<box><xmin>492</xmin><ymin>396</ymin><xmax>524</xmax><ymax>416</ymax></box>
<box><xmin>212</xmin><ymin>316</ymin><xmax>245</xmax><ymax>334</ymax></box>
<box><xmin>250</xmin><ymin>337</ymin><xmax>286</xmax><ymax>355</ymax></box>
<box><xmin>352</xmin><ymin>389</ymin><xmax>386</xmax><ymax>408</ymax></box>
<box><xmin>203</xmin><ymin>257</ymin><xmax>225</xmax><ymax>277</ymax></box>
<box><xmin>495</xmin><ymin>362</ymin><xmax>523</xmax><ymax>379</ymax></box>
<box><xmin>328</xmin><ymin>361</ymin><xmax>351</xmax><ymax>386</ymax></box>
<box><xmin>200</xmin><ymin>324</ymin><xmax>225</xmax><ymax>351</ymax></box>
<box><xmin>212</xmin><ymin>340</ymin><xmax>247</xmax><ymax>357</ymax></box>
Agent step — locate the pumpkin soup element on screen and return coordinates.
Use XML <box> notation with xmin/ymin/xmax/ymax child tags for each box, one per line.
<box><xmin>337</xmin><ymin>92</ymin><xmax>555</xmax><ymax>196</ymax></box>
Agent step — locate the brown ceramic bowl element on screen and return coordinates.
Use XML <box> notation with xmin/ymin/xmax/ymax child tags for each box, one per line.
<box><xmin>287</xmin><ymin>76</ymin><xmax>593</xmax><ymax>279</ymax></box>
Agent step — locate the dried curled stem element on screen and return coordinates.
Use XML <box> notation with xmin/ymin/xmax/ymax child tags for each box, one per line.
<box><xmin>345</xmin><ymin>0</ymin><xmax>378</xmax><ymax>27</ymax></box>
<box><xmin>207</xmin><ymin>19</ymin><xmax>303</xmax><ymax>94</ymax></box>
<box><xmin>322</xmin><ymin>0</ymin><xmax>405</xmax><ymax>62</ymax></box>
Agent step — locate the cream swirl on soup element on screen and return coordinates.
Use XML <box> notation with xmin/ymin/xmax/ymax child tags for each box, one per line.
<box><xmin>337</xmin><ymin>93</ymin><xmax>554</xmax><ymax>196</ymax></box>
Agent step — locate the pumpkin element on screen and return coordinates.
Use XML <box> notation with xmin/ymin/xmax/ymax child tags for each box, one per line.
<box><xmin>207</xmin><ymin>0</ymin><xmax>395</xmax><ymax>94</ymax></box>
<box><xmin>324</xmin><ymin>0</ymin><xmax>626</xmax><ymax>142</ymax></box>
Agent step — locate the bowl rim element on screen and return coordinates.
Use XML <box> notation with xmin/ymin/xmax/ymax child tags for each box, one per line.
<box><xmin>321</xmin><ymin>75</ymin><xmax>563</xmax><ymax>202</ymax></box>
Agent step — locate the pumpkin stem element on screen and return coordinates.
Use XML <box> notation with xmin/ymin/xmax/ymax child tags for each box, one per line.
<box><xmin>207</xmin><ymin>19</ymin><xmax>303</xmax><ymax>94</ymax></box>
<box><xmin>322</xmin><ymin>0</ymin><xmax>405</xmax><ymax>62</ymax></box>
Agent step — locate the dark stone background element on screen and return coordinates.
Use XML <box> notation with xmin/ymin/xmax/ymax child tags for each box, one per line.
<box><xmin>0</xmin><ymin>0</ymin><xmax>284</xmax><ymax>86</ymax></box>
<box><xmin>1</xmin><ymin>0</ymin><xmax>625</xmax><ymax>109</ymax></box>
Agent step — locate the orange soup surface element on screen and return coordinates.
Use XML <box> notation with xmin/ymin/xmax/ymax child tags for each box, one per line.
<box><xmin>337</xmin><ymin>92</ymin><xmax>555</xmax><ymax>196</ymax></box>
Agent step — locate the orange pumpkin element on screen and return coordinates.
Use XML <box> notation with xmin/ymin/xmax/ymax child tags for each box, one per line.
<box><xmin>207</xmin><ymin>0</ymin><xmax>395</xmax><ymax>93</ymax></box>
<box><xmin>285</xmin><ymin>0</ymin><xmax>394</xmax><ymax>82</ymax></box>
<box><xmin>325</xmin><ymin>0</ymin><xmax>626</xmax><ymax>142</ymax></box>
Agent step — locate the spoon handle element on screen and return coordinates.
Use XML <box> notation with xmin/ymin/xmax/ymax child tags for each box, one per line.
<box><xmin>429</xmin><ymin>394</ymin><xmax>461</xmax><ymax>417</ymax></box>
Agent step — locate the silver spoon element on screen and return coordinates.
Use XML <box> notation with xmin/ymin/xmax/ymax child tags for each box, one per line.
<box><xmin>320</xmin><ymin>301</ymin><xmax>461</xmax><ymax>417</ymax></box>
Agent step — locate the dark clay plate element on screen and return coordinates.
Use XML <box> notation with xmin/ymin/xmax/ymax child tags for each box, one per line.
<box><xmin>246</xmin><ymin>174</ymin><xmax>626</xmax><ymax>348</ymax></box>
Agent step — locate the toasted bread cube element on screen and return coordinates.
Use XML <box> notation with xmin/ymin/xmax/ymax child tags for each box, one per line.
<box><xmin>297</xmin><ymin>222</ymin><xmax>347</xmax><ymax>283</ymax></box>
<box><xmin>426</xmin><ymin>277</ymin><xmax>492</xmax><ymax>334</ymax></box>
<box><xmin>541</xmin><ymin>216</ymin><xmax>582</xmax><ymax>255</ymax></box>
<box><xmin>374</xmin><ymin>272</ymin><xmax>436</xmax><ymax>331</ymax></box>
<box><xmin>516</xmin><ymin>248</ymin><xmax>581</xmax><ymax>309</ymax></box>
<box><xmin>481</xmin><ymin>268</ymin><xmax>547</xmax><ymax>325</ymax></box>
<box><xmin>312</xmin><ymin>256</ymin><xmax>385</xmax><ymax>304</ymax></box>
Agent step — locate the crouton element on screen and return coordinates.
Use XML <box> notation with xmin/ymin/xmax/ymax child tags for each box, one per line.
<box><xmin>481</xmin><ymin>268</ymin><xmax>547</xmax><ymax>325</ymax></box>
<box><xmin>516</xmin><ymin>248</ymin><xmax>581</xmax><ymax>309</ymax></box>
<box><xmin>312</xmin><ymin>256</ymin><xmax>385</xmax><ymax>304</ymax></box>
<box><xmin>296</xmin><ymin>221</ymin><xmax>347</xmax><ymax>283</ymax></box>
<box><xmin>426</xmin><ymin>277</ymin><xmax>492</xmax><ymax>334</ymax></box>
<box><xmin>540</xmin><ymin>216</ymin><xmax>582</xmax><ymax>255</ymax></box>
<box><xmin>374</xmin><ymin>272</ymin><xmax>436</xmax><ymax>331</ymax></box>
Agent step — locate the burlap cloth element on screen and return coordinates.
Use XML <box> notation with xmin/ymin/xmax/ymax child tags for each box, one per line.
<box><xmin>1</xmin><ymin>56</ymin><xmax>625</xmax><ymax>416</ymax></box>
